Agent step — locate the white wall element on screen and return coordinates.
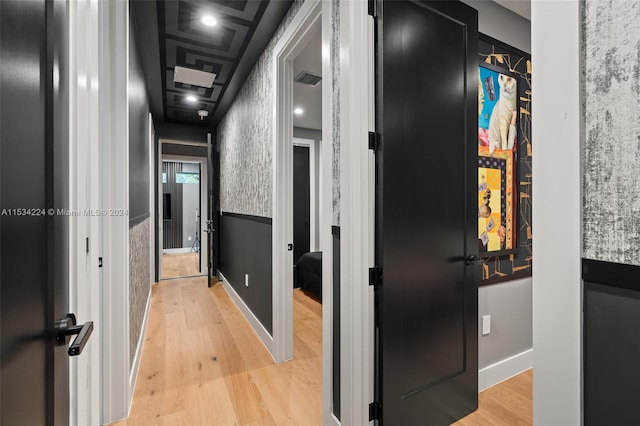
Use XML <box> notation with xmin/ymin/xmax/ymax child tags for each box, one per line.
<box><xmin>461</xmin><ymin>0</ymin><xmax>531</xmax><ymax>53</ymax></box>
<box><xmin>532</xmin><ymin>0</ymin><xmax>582</xmax><ymax>424</ymax></box>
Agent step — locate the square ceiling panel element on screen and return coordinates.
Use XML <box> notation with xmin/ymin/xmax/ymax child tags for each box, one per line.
<box><xmin>174</xmin><ymin>66</ymin><xmax>216</xmax><ymax>87</ymax></box>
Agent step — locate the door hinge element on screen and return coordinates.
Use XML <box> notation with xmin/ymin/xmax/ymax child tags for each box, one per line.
<box><xmin>369</xmin><ymin>267</ymin><xmax>382</xmax><ymax>286</ymax></box>
<box><xmin>368</xmin><ymin>0</ymin><xmax>376</xmax><ymax>17</ymax></box>
<box><xmin>369</xmin><ymin>401</ymin><xmax>382</xmax><ymax>421</ymax></box>
<box><xmin>368</xmin><ymin>131</ymin><xmax>380</xmax><ymax>151</ymax></box>
<box><xmin>98</xmin><ymin>257</ymin><xmax>103</xmax><ymax>268</ymax></box>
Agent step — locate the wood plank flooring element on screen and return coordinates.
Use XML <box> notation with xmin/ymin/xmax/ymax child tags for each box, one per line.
<box><xmin>113</xmin><ymin>277</ymin><xmax>322</xmax><ymax>426</ymax></box>
<box><xmin>113</xmin><ymin>275</ymin><xmax>532</xmax><ymax>426</ymax></box>
<box><xmin>453</xmin><ymin>369</ymin><xmax>533</xmax><ymax>426</ymax></box>
<box><xmin>161</xmin><ymin>253</ymin><xmax>201</xmax><ymax>279</ymax></box>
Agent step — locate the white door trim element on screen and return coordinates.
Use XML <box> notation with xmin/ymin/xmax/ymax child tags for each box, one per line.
<box><xmin>160</xmin><ymin>153</ymin><xmax>209</xmax><ymax>277</ymax></box>
<box><xmin>339</xmin><ymin>1</ymin><xmax>375</xmax><ymax>424</ymax></box>
<box><xmin>99</xmin><ymin>0</ymin><xmax>131</xmax><ymax>422</ymax></box>
<box><xmin>149</xmin><ymin>113</ymin><xmax>156</xmax><ymax>285</ymax></box>
<box><xmin>293</xmin><ymin>137</ymin><xmax>318</xmax><ymax>252</ymax></box>
<box><xmin>272</xmin><ymin>0</ymin><xmax>322</xmax><ymax>364</ymax></box>
<box><xmin>68</xmin><ymin>0</ymin><xmax>102</xmax><ymax>424</ymax></box>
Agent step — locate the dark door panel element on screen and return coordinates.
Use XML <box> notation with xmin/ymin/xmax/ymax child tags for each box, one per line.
<box><xmin>293</xmin><ymin>146</ymin><xmax>311</xmax><ymax>265</ymax></box>
<box><xmin>376</xmin><ymin>1</ymin><xmax>478</xmax><ymax>424</ymax></box>
<box><xmin>1</xmin><ymin>0</ymin><xmax>71</xmax><ymax>424</ymax></box>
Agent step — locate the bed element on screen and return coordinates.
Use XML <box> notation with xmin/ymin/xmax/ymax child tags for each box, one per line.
<box><xmin>294</xmin><ymin>251</ymin><xmax>322</xmax><ymax>302</ymax></box>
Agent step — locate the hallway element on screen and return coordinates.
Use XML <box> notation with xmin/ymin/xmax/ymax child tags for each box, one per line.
<box><xmin>115</xmin><ymin>277</ymin><xmax>322</xmax><ymax>425</ymax></box>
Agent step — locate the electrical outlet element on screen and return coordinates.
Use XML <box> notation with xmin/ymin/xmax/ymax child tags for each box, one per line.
<box><xmin>188</xmin><ymin>236</ymin><xmax>192</xmax><ymax>241</ymax></box>
<box><xmin>482</xmin><ymin>315</ymin><xmax>491</xmax><ymax>336</ymax></box>
<box><xmin>245</xmin><ymin>274</ymin><xmax>249</xmax><ymax>287</ymax></box>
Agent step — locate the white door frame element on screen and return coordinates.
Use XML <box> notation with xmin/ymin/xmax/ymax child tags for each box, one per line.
<box><xmin>149</xmin><ymin>114</ymin><xmax>156</xmax><ymax>285</ymax></box>
<box><xmin>293</xmin><ymin>137</ymin><xmax>318</xmax><ymax>252</ymax></box>
<box><xmin>99</xmin><ymin>0</ymin><xmax>131</xmax><ymax>422</ymax></box>
<box><xmin>68</xmin><ymin>0</ymin><xmax>102</xmax><ymax>424</ymax></box>
<box><xmin>272</xmin><ymin>0</ymin><xmax>322</xmax><ymax>365</ymax></box>
<box><xmin>159</xmin><ymin>153</ymin><xmax>209</xmax><ymax>277</ymax></box>
<box><xmin>338</xmin><ymin>1</ymin><xmax>376</xmax><ymax>424</ymax></box>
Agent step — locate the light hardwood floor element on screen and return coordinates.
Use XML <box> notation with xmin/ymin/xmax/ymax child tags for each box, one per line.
<box><xmin>114</xmin><ymin>275</ymin><xmax>531</xmax><ymax>426</ymax></box>
<box><xmin>453</xmin><ymin>369</ymin><xmax>533</xmax><ymax>426</ymax></box>
<box><xmin>161</xmin><ymin>252</ymin><xmax>201</xmax><ymax>279</ymax></box>
<box><xmin>114</xmin><ymin>277</ymin><xmax>322</xmax><ymax>426</ymax></box>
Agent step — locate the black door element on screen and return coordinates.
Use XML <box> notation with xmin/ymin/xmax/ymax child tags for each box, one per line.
<box><xmin>293</xmin><ymin>146</ymin><xmax>311</xmax><ymax>265</ymax></box>
<box><xmin>1</xmin><ymin>1</ymin><xmax>90</xmax><ymax>424</ymax></box>
<box><xmin>375</xmin><ymin>1</ymin><xmax>479</xmax><ymax>424</ymax></box>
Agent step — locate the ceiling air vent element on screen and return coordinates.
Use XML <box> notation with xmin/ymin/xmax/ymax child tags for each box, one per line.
<box><xmin>294</xmin><ymin>71</ymin><xmax>322</xmax><ymax>87</ymax></box>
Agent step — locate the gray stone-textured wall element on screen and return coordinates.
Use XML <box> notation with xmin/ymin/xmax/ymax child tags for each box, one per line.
<box><xmin>332</xmin><ymin>0</ymin><xmax>340</xmax><ymax>226</ymax></box>
<box><xmin>217</xmin><ymin>0</ymin><xmax>305</xmax><ymax>217</ymax></box>
<box><xmin>583</xmin><ymin>0</ymin><xmax>640</xmax><ymax>265</ymax></box>
<box><xmin>218</xmin><ymin>0</ymin><xmax>341</xmax><ymax>224</ymax></box>
<box><xmin>129</xmin><ymin>218</ymin><xmax>151</xmax><ymax>366</ymax></box>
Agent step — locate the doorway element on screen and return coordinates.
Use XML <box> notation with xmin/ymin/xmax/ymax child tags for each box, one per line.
<box><xmin>159</xmin><ymin>153</ymin><xmax>208</xmax><ymax>280</ymax></box>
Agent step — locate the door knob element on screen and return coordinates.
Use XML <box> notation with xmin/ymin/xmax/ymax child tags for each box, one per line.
<box><xmin>55</xmin><ymin>313</ymin><xmax>94</xmax><ymax>356</ymax></box>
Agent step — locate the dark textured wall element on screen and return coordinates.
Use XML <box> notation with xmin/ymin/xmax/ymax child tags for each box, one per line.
<box><xmin>129</xmin><ymin>8</ymin><xmax>150</xmax><ymax>226</ymax></box>
<box><xmin>218</xmin><ymin>212</ymin><xmax>273</xmax><ymax>334</ymax></box>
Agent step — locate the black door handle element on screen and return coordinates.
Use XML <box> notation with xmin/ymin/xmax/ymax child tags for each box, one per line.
<box><xmin>55</xmin><ymin>313</ymin><xmax>94</xmax><ymax>356</ymax></box>
<box><xmin>464</xmin><ymin>254</ymin><xmax>484</xmax><ymax>265</ymax></box>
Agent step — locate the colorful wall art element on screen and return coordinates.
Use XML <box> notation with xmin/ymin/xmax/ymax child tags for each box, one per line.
<box><xmin>478</xmin><ymin>34</ymin><xmax>532</xmax><ymax>284</ymax></box>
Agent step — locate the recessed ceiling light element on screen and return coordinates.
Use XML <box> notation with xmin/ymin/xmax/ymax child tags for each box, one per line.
<box><xmin>294</xmin><ymin>107</ymin><xmax>304</xmax><ymax>115</ymax></box>
<box><xmin>201</xmin><ymin>15</ymin><xmax>218</xmax><ymax>27</ymax></box>
<box><xmin>186</xmin><ymin>95</ymin><xmax>197</xmax><ymax>103</ymax></box>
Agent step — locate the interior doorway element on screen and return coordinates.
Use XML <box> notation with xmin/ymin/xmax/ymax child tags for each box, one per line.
<box><xmin>159</xmin><ymin>154</ymin><xmax>208</xmax><ymax>280</ymax></box>
<box><xmin>290</xmin><ymin>7</ymin><xmax>323</xmax><ymax>384</ymax></box>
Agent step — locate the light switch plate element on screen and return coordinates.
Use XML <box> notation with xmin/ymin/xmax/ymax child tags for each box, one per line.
<box><xmin>482</xmin><ymin>315</ymin><xmax>491</xmax><ymax>336</ymax></box>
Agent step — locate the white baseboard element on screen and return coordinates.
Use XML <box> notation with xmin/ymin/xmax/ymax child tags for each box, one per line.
<box><xmin>127</xmin><ymin>287</ymin><xmax>152</xmax><ymax>415</ymax></box>
<box><xmin>479</xmin><ymin>348</ymin><xmax>533</xmax><ymax>391</ymax></box>
<box><xmin>217</xmin><ymin>270</ymin><xmax>275</xmax><ymax>360</ymax></box>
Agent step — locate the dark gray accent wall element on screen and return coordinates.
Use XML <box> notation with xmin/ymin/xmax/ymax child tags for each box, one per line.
<box><xmin>156</xmin><ymin>121</ymin><xmax>208</xmax><ymax>143</ymax></box>
<box><xmin>129</xmin><ymin>9</ymin><xmax>150</xmax><ymax>226</ymax></box>
<box><xmin>218</xmin><ymin>212</ymin><xmax>273</xmax><ymax>334</ymax></box>
<box><xmin>128</xmin><ymin>5</ymin><xmax>151</xmax><ymax>370</ymax></box>
<box><xmin>332</xmin><ymin>226</ymin><xmax>341</xmax><ymax>420</ymax></box>
<box><xmin>583</xmin><ymin>259</ymin><xmax>640</xmax><ymax>424</ymax></box>
<box><xmin>162</xmin><ymin>143</ymin><xmax>208</xmax><ymax>158</ymax></box>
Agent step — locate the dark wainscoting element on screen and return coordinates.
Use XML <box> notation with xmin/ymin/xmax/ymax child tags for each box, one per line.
<box><xmin>583</xmin><ymin>258</ymin><xmax>640</xmax><ymax>425</ymax></box>
<box><xmin>332</xmin><ymin>226</ymin><xmax>340</xmax><ymax>420</ymax></box>
<box><xmin>218</xmin><ymin>212</ymin><xmax>273</xmax><ymax>334</ymax></box>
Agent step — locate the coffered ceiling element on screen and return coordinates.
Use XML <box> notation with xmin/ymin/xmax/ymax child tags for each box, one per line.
<box><xmin>132</xmin><ymin>0</ymin><xmax>293</xmax><ymax>129</ymax></box>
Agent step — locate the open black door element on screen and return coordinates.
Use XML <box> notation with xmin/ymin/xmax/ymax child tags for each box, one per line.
<box><xmin>1</xmin><ymin>0</ymin><xmax>92</xmax><ymax>424</ymax></box>
<box><xmin>375</xmin><ymin>1</ymin><xmax>479</xmax><ymax>424</ymax></box>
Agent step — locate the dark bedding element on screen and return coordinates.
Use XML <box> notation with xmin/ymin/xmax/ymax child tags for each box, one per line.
<box><xmin>294</xmin><ymin>251</ymin><xmax>322</xmax><ymax>301</ymax></box>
